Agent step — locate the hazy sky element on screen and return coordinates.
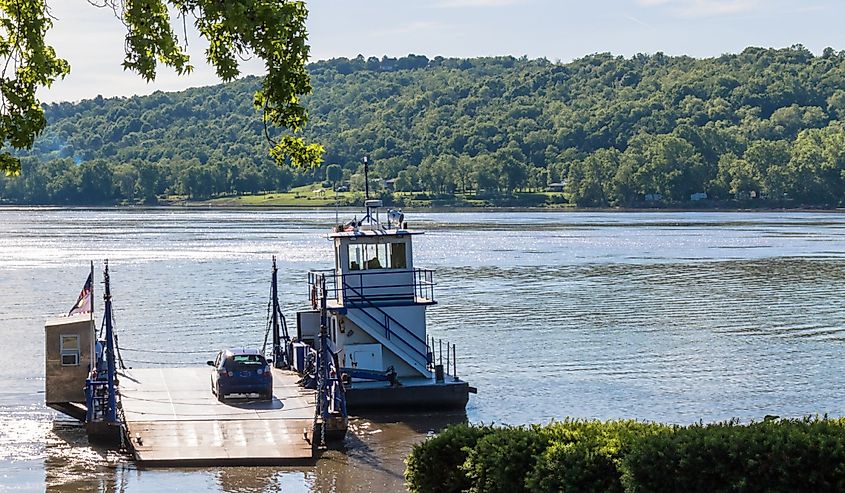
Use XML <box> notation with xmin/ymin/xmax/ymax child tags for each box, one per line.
<box><xmin>38</xmin><ymin>0</ymin><xmax>845</xmax><ymax>103</ymax></box>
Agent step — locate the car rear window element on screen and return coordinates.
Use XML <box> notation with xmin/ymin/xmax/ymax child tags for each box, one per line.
<box><xmin>224</xmin><ymin>354</ymin><xmax>266</xmax><ymax>371</ymax></box>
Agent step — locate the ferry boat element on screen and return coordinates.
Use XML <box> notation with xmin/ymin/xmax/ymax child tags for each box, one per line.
<box><xmin>283</xmin><ymin>199</ymin><xmax>476</xmax><ymax>410</ymax></box>
<box><xmin>43</xmin><ymin>201</ymin><xmax>474</xmax><ymax>464</ymax></box>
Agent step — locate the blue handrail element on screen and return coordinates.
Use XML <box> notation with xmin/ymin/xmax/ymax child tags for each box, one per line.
<box><xmin>307</xmin><ymin>269</ymin><xmax>434</xmax><ymax>368</ymax></box>
<box><xmin>308</xmin><ymin>268</ymin><xmax>436</xmax><ymax>304</ymax></box>
<box><xmin>340</xmin><ymin>281</ymin><xmax>429</xmax><ymax>365</ymax></box>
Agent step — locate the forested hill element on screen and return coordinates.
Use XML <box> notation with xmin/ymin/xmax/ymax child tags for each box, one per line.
<box><xmin>5</xmin><ymin>46</ymin><xmax>845</xmax><ymax>206</ymax></box>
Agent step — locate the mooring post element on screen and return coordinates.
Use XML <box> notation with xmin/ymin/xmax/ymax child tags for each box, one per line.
<box><xmin>428</xmin><ymin>336</ymin><xmax>435</xmax><ymax>371</ymax></box>
<box><xmin>453</xmin><ymin>343</ymin><xmax>458</xmax><ymax>381</ymax></box>
<box><xmin>439</xmin><ymin>338</ymin><xmax>443</xmax><ymax>366</ymax></box>
<box><xmin>435</xmin><ymin>338</ymin><xmax>445</xmax><ymax>383</ymax></box>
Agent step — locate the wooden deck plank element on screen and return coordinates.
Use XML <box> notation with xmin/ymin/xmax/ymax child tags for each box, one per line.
<box><xmin>118</xmin><ymin>367</ymin><xmax>316</xmax><ymax>465</ymax></box>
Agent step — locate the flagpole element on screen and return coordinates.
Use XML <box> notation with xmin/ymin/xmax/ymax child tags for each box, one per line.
<box><xmin>87</xmin><ymin>261</ymin><xmax>95</xmax><ymax>379</ymax></box>
<box><xmin>90</xmin><ymin>260</ymin><xmax>95</xmax><ymax>326</ymax></box>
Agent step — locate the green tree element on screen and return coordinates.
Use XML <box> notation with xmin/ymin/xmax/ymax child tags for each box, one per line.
<box><xmin>716</xmin><ymin>153</ymin><xmax>757</xmax><ymax>197</ymax></box>
<box><xmin>326</xmin><ymin>164</ymin><xmax>343</xmax><ymax>189</ymax></box>
<box><xmin>453</xmin><ymin>156</ymin><xmax>474</xmax><ymax>192</ymax></box>
<box><xmin>495</xmin><ymin>144</ymin><xmax>528</xmax><ymax>193</ymax></box>
<box><xmin>630</xmin><ymin>134</ymin><xmax>706</xmax><ymax>201</ymax></box>
<box><xmin>788</xmin><ymin>125</ymin><xmax>845</xmax><ymax>204</ymax></box>
<box><xmin>566</xmin><ymin>149</ymin><xmax>619</xmax><ymax>207</ymax></box>
<box><xmin>79</xmin><ymin>160</ymin><xmax>114</xmax><ymax>203</ymax></box>
<box><xmin>419</xmin><ymin>156</ymin><xmax>456</xmax><ymax>195</ymax></box>
<box><xmin>743</xmin><ymin>140</ymin><xmax>791</xmax><ymax>198</ymax></box>
<box><xmin>113</xmin><ymin>164</ymin><xmax>139</xmax><ymax>202</ymax></box>
<box><xmin>136</xmin><ymin>162</ymin><xmax>160</xmax><ymax>204</ymax></box>
<box><xmin>179</xmin><ymin>163</ymin><xmax>214</xmax><ymax>199</ymax></box>
<box><xmin>394</xmin><ymin>167</ymin><xmax>418</xmax><ymax>193</ymax></box>
<box><xmin>527</xmin><ymin>166</ymin><xmax>548</xmax><ymax>192</ymax></box>
<box><xmin>1</xmin><ymin>0</ymin><xmax>319</xmax><ymax>176</ymax></box>
<box><xmin>472</xmin><ymin>154</ymin><xmax>499</xmax><ymax>195</ymax></box>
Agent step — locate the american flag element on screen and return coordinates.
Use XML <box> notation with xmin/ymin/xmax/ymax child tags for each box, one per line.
<box><xmin>68</xmin><ymin>272</ymin><xmax>93</xmax><ymax>316</ymax></box>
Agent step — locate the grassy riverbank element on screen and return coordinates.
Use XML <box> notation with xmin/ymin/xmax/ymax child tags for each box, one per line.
<box><xmin>172</xmin><ymin>184</ymin><xmax>826</xmax><ymax>211</ymax></box>
<box><xmin>178</xmin><ymin>184</ymin><xmax>573</xmax><ymax>209</ymax></box>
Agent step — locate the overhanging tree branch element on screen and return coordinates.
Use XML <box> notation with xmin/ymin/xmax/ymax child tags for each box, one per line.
<box><xmin>0</xmin><ymin>0</ymin><xmax>321</xmax><ymax>176</ymax></box>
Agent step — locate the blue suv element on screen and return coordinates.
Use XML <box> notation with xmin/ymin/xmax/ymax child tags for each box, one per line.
<box><xmin>208</xmin><ymin>348</ymin><xmax>273</xmax><ymax>401</ymax></box>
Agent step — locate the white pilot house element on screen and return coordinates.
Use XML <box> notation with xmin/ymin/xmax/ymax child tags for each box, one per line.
<box><xmin>297</xmin><ymin>200</ymin><xmax>474</xmax><ymax>409</ymax></box>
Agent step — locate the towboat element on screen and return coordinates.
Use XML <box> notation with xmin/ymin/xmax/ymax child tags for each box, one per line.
<box><xmin>282</xmin><ymin>200</ymin><xmax>476</xmax><ymax>411</ymax></box>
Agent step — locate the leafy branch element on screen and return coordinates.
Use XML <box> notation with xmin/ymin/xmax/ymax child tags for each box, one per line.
<box><xmin>0</xmin><ymin>0</ymin><xmax>320</xmax><ymax>176</ymax></box>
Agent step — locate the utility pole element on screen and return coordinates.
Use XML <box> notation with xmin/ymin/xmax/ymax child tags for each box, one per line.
<box><xmin>362</xmin><ymin>155</ymin><xmax>370</xmax><ymax>200</ymax></box>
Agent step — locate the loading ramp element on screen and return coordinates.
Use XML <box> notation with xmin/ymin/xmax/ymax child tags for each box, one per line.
<box><xmin>118</xmin><ymin>367</ymin><xmax>316</xmax><ymax>465</ymax></box>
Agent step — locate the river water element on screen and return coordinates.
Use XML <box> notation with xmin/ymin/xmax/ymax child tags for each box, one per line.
<box><xmin>2</xmin><ymin>208</ymin><xmax>845</xmax><ymax>492</ymax></box>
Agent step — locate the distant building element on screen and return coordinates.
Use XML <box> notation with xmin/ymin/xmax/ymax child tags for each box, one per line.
<box><xmin>384</xmin><ymin>178</ymin><xmax>397</xmax><ymax>191</ymax></box>
<box><xmin>547</xmin><ymin>182</ymin><xmax>566</xmax><ymax>192</ymax></box>
<box><xmin>736</xmin><ymin>190</ymin><xmax>759</xmax><ymax>200</ymax></box>
<box><xmin>644</xmin><ymin>193</ymin><xmax>663</xmax><ymax>202</ymax></box>
<box><xmin>690</xmin><ymin>192</ymin><xmax>708</xmax><ymax>201</ymax></box>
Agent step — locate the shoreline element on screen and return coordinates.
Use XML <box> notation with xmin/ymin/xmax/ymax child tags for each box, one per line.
<box><xmin>2</xmin><ymin>202</ymin><xmax>845</xmax><ymax>214</ymax></box>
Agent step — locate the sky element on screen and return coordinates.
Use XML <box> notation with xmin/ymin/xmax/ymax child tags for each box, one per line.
<box><xmin>38</xmin><ymin>0</ymin><xmax>845</xmax><ymax>103</ymax></box>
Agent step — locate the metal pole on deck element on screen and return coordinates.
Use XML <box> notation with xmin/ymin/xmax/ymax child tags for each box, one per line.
<box><xmin>453</xmin><ymin>343</ymin><xmax>458</xmax><ymax>381</ymax></box>
<box><xmin>432</xmin><ymin>336</ymin><xmax>436</xmax><ymax>370</ymax></box>
<box><xmin>362</xmin><ymin>155</ymin><xmax>370</xmax><ymax>200</ymax></box>
<box><xmin>90</xmin><ymin>261</ymin><xmax>95</xmax><ymax>325</ymax></box>
<box><xmin>439</xmin><ymin>339</ymin><xmax>443</xmax><ymax>367</ymax></box>
<box><xmin>318</xmin><ymin>274</ymin><xmax>330</xmax><ymax>446</ymax></box>
<box><xmin>430</xmin><ymin>336</ymin><xmax>435</xmax><ymax>371</ymax></box>
<box><xmin>271</xmin><ymin>256</ymin><xmax>282</xmax><ymax>368</ymax></box>
<box><xmin>103</xmin><ymin>260</ymin><xmax>117</xmax><ymax>423</ymax></box>
<box><xmin>89</xmin><ymin>260</ymin><xmax>95</xmax><ymax>373</ymax></box>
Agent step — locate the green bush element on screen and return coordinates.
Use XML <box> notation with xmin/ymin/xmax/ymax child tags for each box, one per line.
<box><xmin>463</xmin><ymin>426</ymin><xmax>550</xmax><ymax>493</ymax></box>
<box><xmin>622</xmin><ymin>417</ymin><xmax>845</xmax><ymax>493</ymax></box>
<box><xmin>405</xmin><ymin>423</ymin><xmax>494</xmax><ymax>493</ymax></box>
<box><xmin>406</xmin><ymin>418</ymin><xmax>845</xmax><ymax>493</ymax></box>
<box><xmin>528</xmin><ymin>420</ymin><xmax>665</xmax><ymax>493</ymax></box>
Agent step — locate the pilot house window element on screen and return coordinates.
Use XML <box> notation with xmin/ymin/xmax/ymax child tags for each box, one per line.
<box><xmin>348</xmin><ymin>242</ymin><xmax>407</xmax><ymax>270</ymax></box>
<box><xmin>60</xmin><ymin>335</ymin><xmax>80</xmax><ymax>366</ymax></box>
<box><xmin>390</xmin><ymin>243</ymin><xmax>407</xmax><ymax>269</ymax></box>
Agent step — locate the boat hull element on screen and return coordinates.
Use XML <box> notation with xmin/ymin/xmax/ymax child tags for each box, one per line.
<box><xmin>345</xmin><ymin>379</ymin><xmax>475</xmax><ymax>412</ymax></box>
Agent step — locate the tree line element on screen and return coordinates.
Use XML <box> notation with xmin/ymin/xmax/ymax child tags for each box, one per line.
<box><xmin>4</xmin><ymin>46</ymin><xmax>845</xmax><ymax>206</ymax></box>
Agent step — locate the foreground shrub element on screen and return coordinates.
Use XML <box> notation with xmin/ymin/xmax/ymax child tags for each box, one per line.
<box><xmin>622</xmin><ymin>417</ymin><xmax>845</xmax><ymax>493</ymax></box>
<box><xmin>406</xmin><ymin>417</ymin><xmax>845</xmax><ymax>493</ymax></box>
<box><xmin>527</xmin><ymin>420</ymin><xmax>667</xmax><ymax>493</ymax></box>
<box><xmin>404</xmin><ymin>423</ymin><xmax>493</xmax><ymax>493</ymax></box>
<box><xmin>463</xmin><ymin>426</ymin><xmax>551</xmax><ymax>493</ymax></box>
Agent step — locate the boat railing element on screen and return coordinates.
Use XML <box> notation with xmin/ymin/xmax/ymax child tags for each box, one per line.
<box><xmin>85</xmin><ymin>378</ymin><xmax>111</xmax><ymax>422</ymax></box>
<box><xmin>427</xmin><ymin>337</ymin><xmax>463</xmax><ymax>383</ymax></box>
<box><xmin>307</xmin><ymin>268</ymin><xmax>436</xmax><ymax>305</ymax></box>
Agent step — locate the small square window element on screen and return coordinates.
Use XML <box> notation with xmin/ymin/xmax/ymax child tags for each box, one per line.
<box><xmin>60</xmin><ymin>334</ymin><xmax>80</xmax><ymax>367</ymax></box>
<box><xmin>61</xmin><ymin>353</ymin><xmax>79</xmax><ymax>366</ymax></box>
<box><xmin>61</xmin><ymin>335</ymin><xmax>79</xmax><ymax>351</ymax></box>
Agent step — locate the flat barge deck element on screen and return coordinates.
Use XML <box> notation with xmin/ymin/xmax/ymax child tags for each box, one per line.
<box><xmin>119</xmin><ymin>367</ymin><xmax>315</xmax><ymax>466</ymax></box>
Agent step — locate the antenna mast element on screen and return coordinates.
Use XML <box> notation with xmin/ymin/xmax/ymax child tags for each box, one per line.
<box><xmin>363</xmin><ymin>155</ymin><xmax>370</xmax><ymax>200</ymax></box>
